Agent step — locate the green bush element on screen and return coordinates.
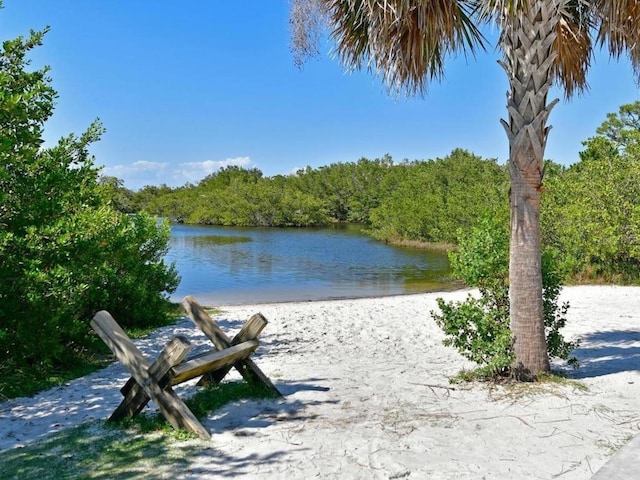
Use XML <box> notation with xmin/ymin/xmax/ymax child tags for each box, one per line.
<box><xmin>0</xmin><ymin>28</ymin><xmax>179</xmax><ymax>389</ymax></box>
<box><xmin>543</xmin><ymin>135</ymin><xmax>640</xmax><ymax>283</ymax></box>
<box><xmin>369</xmin><ymin>149</ymin><xmax>508</xmax><ymax>244</ymax></box>
<box><xmin>432</xmin><ymin>213</ymin><xmax>578</xmax><ymax>379</ymax></box>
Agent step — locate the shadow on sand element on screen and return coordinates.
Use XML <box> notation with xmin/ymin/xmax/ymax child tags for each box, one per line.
<box><xmin>566</xmin><ymin>330</ymin><xmax>640</xmax><ymax>379</ymax></box>
<box><xmin>0</xmin><ymin>377</ymin><xmax>335</xmax><ymax>479</ymax></box>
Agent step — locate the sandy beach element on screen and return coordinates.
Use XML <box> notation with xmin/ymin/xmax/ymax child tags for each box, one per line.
<box><xmin>1</xmin><ymin>285</ymin><xmax>639</xmax><ymax>479</ymax></box>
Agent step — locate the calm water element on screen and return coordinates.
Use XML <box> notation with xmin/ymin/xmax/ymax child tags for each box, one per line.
<box><xmin>166</xmin><ymin>223</ymin><xmax>452</xmax><ymax>305</ymax></box>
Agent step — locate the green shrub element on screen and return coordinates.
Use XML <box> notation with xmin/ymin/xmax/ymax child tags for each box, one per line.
<box><xmin>0</xmin><ymin>28</ymin><xmax>179</xmax><ymax>393</ymax></box>
<box><xmin>369</xmin><ymin>150</ymin><xmax>508</xmax><ymax>244</ymax></box>
<box><xmin>432</xmin><ymin>213</ymin><xmax>578</xmax><ymax>379</ymax></box>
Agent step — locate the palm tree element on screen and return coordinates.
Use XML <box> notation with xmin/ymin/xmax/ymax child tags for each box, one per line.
<box><xmin>290</xmin><ymin>0</ymin><xmax>640</xmax><ymax>378</ymax></box>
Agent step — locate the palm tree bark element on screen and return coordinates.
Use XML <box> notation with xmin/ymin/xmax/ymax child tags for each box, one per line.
<box><xmin>500</xmin><ymin>0</ymin><xmax>562</xmax><ymax>377</ymax></box>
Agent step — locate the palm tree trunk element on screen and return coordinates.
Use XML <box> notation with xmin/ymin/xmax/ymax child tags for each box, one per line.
<box><xmin>499</xmin><ymin>0</ymin><xmax>561</xmax><ymax>377</ymax></box>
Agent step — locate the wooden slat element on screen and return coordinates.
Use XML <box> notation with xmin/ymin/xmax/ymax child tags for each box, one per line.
<box><xmin>91</xmin><ymin>311</ymin><xmax>211</xmax><ymax>440</ymax></box>
<box><xmin>201</xmin><ymin>313</ymin><xmax>267</xmax><ymax>385</ymax></box>
<box><xmin>235</xmin><ymin>313</ymin><xmax>268</xmax><ymax>342</ymax></box>
<box><xmin>170</xmin><ymin>340</ymin><xmax>259</xmax><ymax>385</ymax></box>
<box><xmin>182</xmin><ymin>296</ymin><xmax>282</xmax><ymax>397</ymax></box>
<box><xmin>110</xmin><ymin>335</ymin><xmax>192</xmax><ymax>421</ymax></box>
<box><xmin>181</xmin><ymin>295</ymin><xmax>231</xmax><ymax>350</ymax></box>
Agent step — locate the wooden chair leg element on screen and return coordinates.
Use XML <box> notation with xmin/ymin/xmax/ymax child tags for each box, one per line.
<box><xmin>92</xmin><ymin>311</ymin><xmax>211</xmax><ymax>440</ymax></box>
<box><xmin>182</xmin><ymin>296</ymin><xmax>282</xmax><ymax>397</ymax></box>
<box><xmin>110</xmin><ymin>335</ymin><xmax>192</xmax><ymax>421</ymax></box>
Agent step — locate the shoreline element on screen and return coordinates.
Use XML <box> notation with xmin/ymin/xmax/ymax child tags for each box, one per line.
<box><xmin>195</xmin><ymin>283</ymin><xmax>468</xmax><ymax>308</ymax></box>
<box><xmin>182</xmin><ymin>281</ymin><xmax>632</xmax><ymax>310</ymax></box>
<box><xmin>2</xmin><ymin>285</ymin><xmax>640</xmax><ymax>479</ymax></box>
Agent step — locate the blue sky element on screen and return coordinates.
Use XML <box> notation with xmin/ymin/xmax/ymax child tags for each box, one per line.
<box><xmin>2</xmin><ymin>1</ymin><xmax>639</xmax><ymax>191</ymax></box>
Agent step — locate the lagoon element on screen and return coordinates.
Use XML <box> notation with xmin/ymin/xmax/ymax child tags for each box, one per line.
<box><xmin>166</xmin><ymin>223</ymin><xmax>452</xmax><ymax>305</ymax></box>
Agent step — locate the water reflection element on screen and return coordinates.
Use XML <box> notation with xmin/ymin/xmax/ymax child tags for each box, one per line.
<box><xmin>166</xmin><ymin>223</ymin><xmax>452</xmax><ymax>305</ymax></box>
<box><xmin>192</xmin><ymin>235</ymin><xmax>252</xmax><ymax>246</ymax></box>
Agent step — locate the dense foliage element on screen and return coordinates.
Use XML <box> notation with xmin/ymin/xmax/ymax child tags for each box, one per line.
<box><xmin>138</xmin><ymin>166</ymin><xmax>330</xmax><ymax>227</ymax></box>
<box><xmin>369</xmin><ymin>150</ymin><xmax>507</xmax><ymax>244</ymax></box>
<box><xmin>133</xmin><ymin>149</ymin><xmax>508</xmax><ymax>246</ymax></box>
<box><xmin>0</xmin><ymin>29</ymin><xmax>179</xmax><ymax>395</ymax></box>
<box><xmin>542</xmin><ymin>101</ymin><xmax>640</xmax><ymax>283</ymax></box>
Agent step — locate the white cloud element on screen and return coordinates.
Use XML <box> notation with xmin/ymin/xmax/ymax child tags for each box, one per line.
<box><xmin>101</xmin><ymin>161</ymin><xmax>170</xmax><ymax>190</ymax></box>
<box><xmin>103</xmin><ymin>160</ymin><xmax>169</xmax><ymax>177</ymax></box>
<box><xmin>172</xmin><ymin>157</ymin><xmax>253</xmax><ymax>184</ymax></box>
<box><xmin>100</xmin><ymin>157</ymin><xmax>254</xmax><ymax>191</ymax></box>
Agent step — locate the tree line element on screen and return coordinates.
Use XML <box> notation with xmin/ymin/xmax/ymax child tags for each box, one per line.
<box><xmin>117</xmin><ymin>149</ymin><xmax>508</xmax><ymax>246</ymax></box>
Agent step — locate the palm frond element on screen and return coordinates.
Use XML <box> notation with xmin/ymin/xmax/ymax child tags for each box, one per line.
<box><xmin>290</xmin><ymin>0</ymin><xmax>327</xmax><ymax>68</ymax></box>
<box><xmin>325</xmin><ymin>0</ymin><xmax>487</xmax><ymax>96</ymax></box>
<box><xmin>594</xmin><ymin>0</ymin><xmax>640</xmax><ymax>78</ymax></box>
<box><xmin>473</xmin><ymin>0</ymin><xmax>531</xmax><ymax>24</ymax></box>
<box><xmin>552</xmin><ymin>0</ymin><xmax>593</xmax><ymax>97</ymax></box>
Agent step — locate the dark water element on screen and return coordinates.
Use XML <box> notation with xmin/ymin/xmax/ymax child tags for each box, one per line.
<box><xmin>166</xmin><ymin>223</ymin><xmax>452</xmax><ymax>305</ymax></box>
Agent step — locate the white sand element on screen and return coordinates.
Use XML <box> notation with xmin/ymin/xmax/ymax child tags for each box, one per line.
<box><xmin>1</xmin><ymin>286</ymin><xmax>639</xmax><ymax>479</ymax></box>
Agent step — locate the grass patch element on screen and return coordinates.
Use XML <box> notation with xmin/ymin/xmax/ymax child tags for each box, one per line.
<box><xmin>0</xmin><ymin>380</ymin><xmax>279</xmax><ymax>479</ymax></box>
<box><xmin>193</xmin><ymin>235</ymin><xmax>252</xmax><ymax>246</ymax></box>
<box><xmin>0</xmin><ymin>352</ymin><xmax>113</xmax><ymax>401</ymax></box>
<box><xmin>485</xmin><ymin>372</ymin><xmax>589</xmax><ymax>402</ymax></box>
<box><xmin>536</xmin><ymin>371</ymin><xmax>588</xmax><ymax>391</ymax></box>
<box><xmin>116</xmin><ymin>380</ymin><xmax>277</xmax><ymax>440</ymax></box>
<box><xmin>124</xmin><ymin>303</ymin><xmax>187</xmax><ymax>338</ymax></box>
<box><xmin>450</xmin><ymin>368</ymin><xmax>588</xmax><ymax>397</ymax></box>
<box><xmin>379</xmin><ymin>235</ymin><xmax>455</xmax><ymax>252</ymax></box>
<box><xmin>0</xmin><ymin>421</ymin><xmax>196</xmax><ymax>480</ymax></box>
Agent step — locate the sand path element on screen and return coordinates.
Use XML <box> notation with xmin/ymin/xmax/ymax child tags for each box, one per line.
<box><xmin>1</xmin><ymin>286</ymin><xmax>639</xmax><ymax>479</ymax></box>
